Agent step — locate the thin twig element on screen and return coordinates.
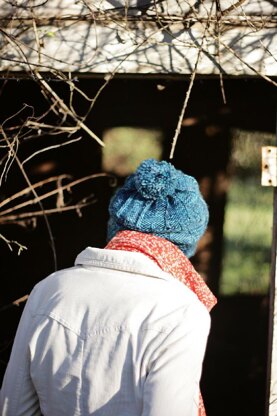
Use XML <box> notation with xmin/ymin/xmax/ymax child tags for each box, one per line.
<box><xmin>12</xmin><ymin>295</ymin><xmax>29</xmax><ymax>306</ymax></box>
<box><xmin>221</xmin><ymin>0</ymin><xmax>248</xmax><ymax>16</ymax></box>
<box><xmin>169</xmin><ymin>4</ymin><xmax>212</xmax><ymax>160</ymax></box>
<box><xmin>0</xmin><ymin>135</ymin><xmax>18</xmax><ymax>187</ymax></box>
<box><xmin>0</xmin><ymin>295</ymin><xmax>29</xmax><ymax>312</ymax></box>
<box><xmin>260</xmin><ymin>40</ymin><xmax>277</xmax><ymax>64</ymax></box>
<box><xmin>1</xmin><ymin>129</ymin><xmax>58</xmax><ymax>269</ymax></box>
<box><xmin>0</xmin><ymin>175</ymin><xmax>71</xmax><ymax>209</ymax></box>
<box><xmin>32</xmin><ymin>16</ymin><xmax>41</xmax><ymax>64</ymax></box>
<box><xmin>0</xmin><ymin>173</ymin><xmax>115</xmax><ymax>216</ymax></box>
<box><xmin>1</xmin><ymin>199</ymin><xmax>96</xmax><ymax>223</ymax></box>
<box><xmin>35</xmin><ymin>72</ymin><xmax>105</xmax><ymax>147</ymax></box>
<box><xmin>22</xmin><ymin>136</ymin><xmax>82</xmax><ymax>165</ymax></box>
<box><xmin>25</xmin><ymin>120</ymin><xmax>79</xmax><ymax>132</ymax></box>
<box><xmin>0</xmin><ymin>233</ymin><xmax>27</xmax><ymax>255</ymax></box>
<box><xmin>215</xmin><ymin>0</ymin><xmax>227</xmax><ymax>104</ymax></box>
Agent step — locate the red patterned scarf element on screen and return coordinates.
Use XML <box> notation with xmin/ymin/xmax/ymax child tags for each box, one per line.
<box><xmin>106</xmin><ymin>230</ymin><xmax>217</xmax><ymax>416</ymax></box>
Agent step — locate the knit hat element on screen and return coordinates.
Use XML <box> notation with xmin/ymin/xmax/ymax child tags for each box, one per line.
<box><xmin>107</xmin><ymin>159</ymin><xmax>209</xmax><ymax>258</ymax></box>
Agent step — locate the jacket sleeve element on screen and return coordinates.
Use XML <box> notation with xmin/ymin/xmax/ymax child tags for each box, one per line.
<box><xmin>0</xmin><ymin>298</ymin><xmax>41</xmax><ymax>416</ymax></box>
<box><xmin>142</xmin><ymin>300</ymin><xmax>211</xmax><ymax>416</ymax></box>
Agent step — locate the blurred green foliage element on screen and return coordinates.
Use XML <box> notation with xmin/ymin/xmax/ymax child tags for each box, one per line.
<box><xmin>220</xmin><ymin>129</ymin><xmax>275</xmax><ymax>295</ymax></box>
<box><xmin>102</xmin><ymin>127</ymin><xmax>163</xmax><ymax>177</ymax></box>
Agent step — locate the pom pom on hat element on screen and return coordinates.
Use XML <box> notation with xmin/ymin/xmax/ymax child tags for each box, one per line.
<box><xmin>134</xmin><ymin>159</ymin><xmax>177</xmax><ymax>199</ymax></box>
<box><xmin>107</xmin><ymin>159</ymin><xmax>209</xmax><ymax>258</ymax></box>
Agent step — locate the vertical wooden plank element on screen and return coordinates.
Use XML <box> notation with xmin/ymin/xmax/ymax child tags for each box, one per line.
<box><xmin>267</xmin><ymin>126</ymin><xmax>277</xmax><ymax>415</ymax></box>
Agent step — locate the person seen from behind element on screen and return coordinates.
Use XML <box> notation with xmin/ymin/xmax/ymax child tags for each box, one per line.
<box><xmin>0</xmin><ymin>158</ymin><xmax>217</xmax><ymax>416</ymax></box>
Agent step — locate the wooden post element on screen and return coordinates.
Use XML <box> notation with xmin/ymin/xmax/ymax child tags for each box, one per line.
<box><xmin>264</xmin><ymin>142</ymin><xmax>277</xmax><ymax>415</ymax></box>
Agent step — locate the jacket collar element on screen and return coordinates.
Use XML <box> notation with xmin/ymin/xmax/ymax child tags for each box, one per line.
<box><xmin>75</xmin><ymin>247</ymin><xmax>175</xmax><ymax>282</ymax></box>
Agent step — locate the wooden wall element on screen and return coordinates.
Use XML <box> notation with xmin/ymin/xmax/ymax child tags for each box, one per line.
<box><xmin>0</xmin><ymin>76</ymin><xmax>276</xmax><ymax>415</ymax></box>
<box><xmin>0</xmin><ymin>0</ymin><xmax>276</xmax><ymax>76</ymax></box>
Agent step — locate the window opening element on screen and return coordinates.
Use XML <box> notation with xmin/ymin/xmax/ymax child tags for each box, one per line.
<box><xmin>220</xmin><ymin>129</ymin><xmax>274</xmax><ymax>295</ymax></box>
<box><xmin>102</xmin><ymin>127</ymin><xmax>163</xmax><ymax>177</ymax></box>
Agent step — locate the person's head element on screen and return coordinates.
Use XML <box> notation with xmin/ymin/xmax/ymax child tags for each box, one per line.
<box><xmin>107</xmin><ymin>158</ymin><xmax>208</xmax><ymax>258</ymax></box>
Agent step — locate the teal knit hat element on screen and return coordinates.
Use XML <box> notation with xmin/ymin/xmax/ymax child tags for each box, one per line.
<box><xmin>107</xmin><ymin>159</ymin><xmax>209</xmax><ymax>258</ymax></box>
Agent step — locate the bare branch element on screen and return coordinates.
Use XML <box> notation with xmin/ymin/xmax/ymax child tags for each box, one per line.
<box><xmin>1</xmin><ymin>128</ymin><xmax>58</xmax><ymax>269</ymax></box>
<box><xmin>22</xmin><ymin>136</ymin><xmax>83</xmax><ymax>165</ymax></box>
<box><xmin>0</xmin><ymin>175</ymin><xmax>71</xmax><ymax>210</ymax></box>
<box><xmin>1</xmin><ymin>199</ymin><xmax>96</xmax><ymax>224</ymax></box>
<box><xmin>12</xmin><ymin>294</ymin><xmax>29</xmax><ymax>307</ymax></box>
<box><xmin>0</xmin><ymin>233</ymin><xmax>27</xmax><ymax>255</ymax></box>
<box><xmin>0</xmin><ymin>173</ymin><xmax>114</xmax><ymax>217</ymax></box>
<box><xmin>215</xmin><ymin>0</ymin><xmax>227</xmax><ymax>104</ymax></box>
<box><xmin>169</xmin><ymin>2</ymin><xmax>213</xmax><ymax>160</ymax></box>
<box><xmin>35</xmin><ymin>72</ymin><xmax>105</xmax><ymax>147</ymax></box>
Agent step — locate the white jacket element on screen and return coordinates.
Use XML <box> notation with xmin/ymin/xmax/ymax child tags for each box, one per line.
<box><xmin>0</xmin><ymin>247</ymin><xmax>210</xmax><ymax>416</ymax></box>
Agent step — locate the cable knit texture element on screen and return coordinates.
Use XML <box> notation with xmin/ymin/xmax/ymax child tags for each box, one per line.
<box><xmin>107</xmin><ymin>158</ymin><xmax>209</xmax><ymax>258</ymax></box>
